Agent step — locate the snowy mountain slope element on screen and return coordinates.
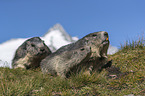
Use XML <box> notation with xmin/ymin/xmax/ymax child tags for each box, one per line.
<box><xmin>107</xmin><ymin>45</ymin><xmax>119</xmax><ymax>55</ymax></box>
<box><xmin>44</xmin><ymin>23</ymin><xmax>74</xmax><ymax>42</ymax></box>
<box><xmin>0</xmin><ymin>24</ymin><xmax>78</xmax><ymax>68</ymax></box>
<box><xmin>0</xmin><ymin>38</ymin><xmax>27</xmax><ymax>62</ymax></box>
<box><xmin>0</xmin><ymin>23</ymin><xmax>118</xmax><ymax>68</ymax></box>
<box><xmin>42</xmin><ymin>24</ymin><xmax>77</xmax><ymax>51</ymax></box>
<box><xmin>0</xmin><ymin>38</ymin><xmax>27</xmax><ymax>68</ymax></box>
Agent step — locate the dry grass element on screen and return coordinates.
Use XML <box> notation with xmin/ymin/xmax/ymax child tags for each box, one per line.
<box><xmin>0</xmin><ymin>38</ymin><xmax>145</xmax><ymax>96</ymax></box>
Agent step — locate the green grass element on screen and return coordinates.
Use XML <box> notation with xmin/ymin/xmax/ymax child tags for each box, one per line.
<box><xmin>0</xmin><ymin>38</ymin><xmax>145</xmax><ymax>96</ymax></box>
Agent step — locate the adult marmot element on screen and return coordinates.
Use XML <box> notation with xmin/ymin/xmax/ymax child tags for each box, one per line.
<box><xmin>41</xmin><ymin>31</ymin><xmax>109</xmax><ymax>78</ymax></box>
<box><xmin>12</xmin><ymin>37</ymin><xmax>52</xmax><ymax>69</ymax></box>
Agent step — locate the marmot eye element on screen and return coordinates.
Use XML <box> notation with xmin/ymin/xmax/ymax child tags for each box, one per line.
<box><xmin>104</xmin><ymin>32</ymin><xmax>108</xmax><ymax>37</ymax></box>
<box><xmin>31</xmin><ymin>44</ymin><xmax>35</xmax><ymax>47</ymax></box>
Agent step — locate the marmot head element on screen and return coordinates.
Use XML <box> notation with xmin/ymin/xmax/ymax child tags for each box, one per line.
<box><xmin>12</xmin><ymin>37</ymin><xmax>52</xmax><ymax>69</ymax></box>
<box><xmin>25</xmin><ymin>37</ymin><xmax>51</xmax><ymax>57</ymax></box>
<box><xmin>84</xmin><ymin>31</ymin><xmax>109</xmax><ymax>45</ymax></box>
<box><xmin>83</xmin><ymin>31</ymin><xmax>109</xmax><ymax>57</ymax></box>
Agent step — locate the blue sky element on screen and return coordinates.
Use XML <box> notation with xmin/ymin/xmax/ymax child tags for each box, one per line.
<box><xmin>0</xmin><ymin>0</ymin><xmax>145</xmax><ymax>48</ymax></box>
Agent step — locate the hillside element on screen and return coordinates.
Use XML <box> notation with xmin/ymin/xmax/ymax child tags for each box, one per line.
<box><xmin>0</xmin><ymin>39</ymin><xmax>144</xmax><ymax>96</ymax></box>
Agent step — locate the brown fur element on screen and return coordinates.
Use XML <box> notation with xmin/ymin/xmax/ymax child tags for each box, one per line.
<box><xmin>12</xmin><ymin>37</ymin><xmax>52</xmax><ymax>69</ymax></box>
<box><xmin>41</xmin><ymin>31</ymin><xmax>109</xmax><ymax>78</ymax></box>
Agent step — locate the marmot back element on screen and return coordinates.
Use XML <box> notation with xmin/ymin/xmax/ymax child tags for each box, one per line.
<box><xmin>12</xmin><ymin>37</ymin><xmax>52</xmax><ymax>69</ymax></box>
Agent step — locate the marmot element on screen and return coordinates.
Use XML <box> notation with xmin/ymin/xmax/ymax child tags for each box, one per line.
<box><xmin>41</xmin><ymin>31</ymin><xmax>109</xmax><ymax>78</ymax></box>
<box><xmin>12</xmin><ymin>37</ymin><xmax>52</xmax><ymax>69</ymax></box>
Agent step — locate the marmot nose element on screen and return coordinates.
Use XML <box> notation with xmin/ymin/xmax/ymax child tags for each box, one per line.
<box><xmin>104</xmin><ymin>32</ymin><xmax>109</xmax><ymax>41</ymax></box>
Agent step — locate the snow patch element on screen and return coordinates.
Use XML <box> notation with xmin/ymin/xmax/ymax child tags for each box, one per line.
<box><xmin>107</xmin><ymin>45</ymin><xmax>119</xmax><ymax>55</ymax></box>
<box><xmin>0</xmin><ymin>24</ymin><xmax>118</xmax><ymax>68</ymax></box>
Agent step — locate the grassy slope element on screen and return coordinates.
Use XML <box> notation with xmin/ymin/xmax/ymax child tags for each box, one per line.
<box><xmin>0</xmin><ymin>41</ymin><xmax>145</xmax><ymax>96</ymax></box>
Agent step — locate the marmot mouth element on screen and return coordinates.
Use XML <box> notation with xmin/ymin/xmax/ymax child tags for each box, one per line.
<box><xmin>102</xmin><ymin>40</ymin><xmax>109</xmax><ymax>45</ymax></box>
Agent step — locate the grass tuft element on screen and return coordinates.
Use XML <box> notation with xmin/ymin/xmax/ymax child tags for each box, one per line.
<box><xmin>121</xmin><ymin>35</ymin><xmax>144</xmax><ymax>51</ymax></box>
